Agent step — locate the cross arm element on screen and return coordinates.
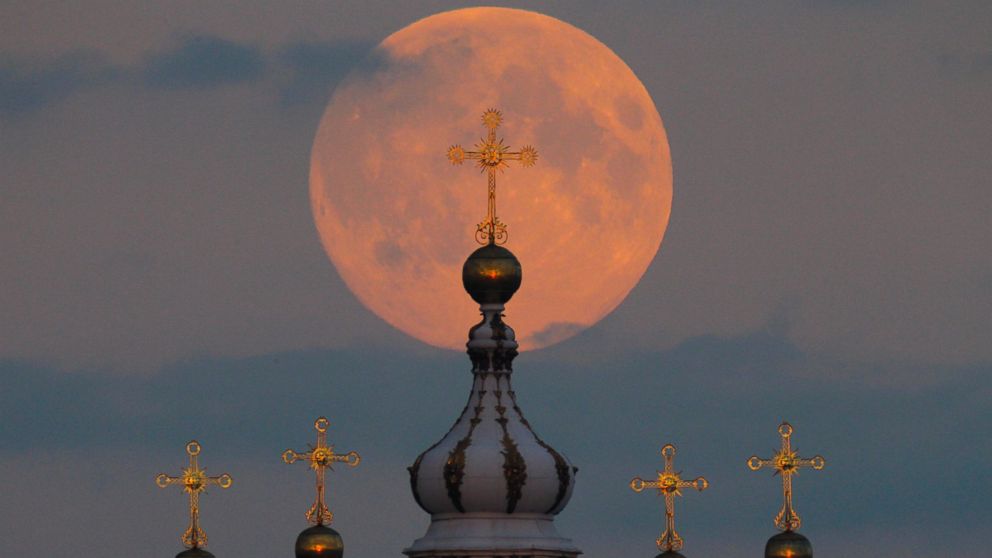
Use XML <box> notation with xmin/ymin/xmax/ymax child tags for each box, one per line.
<box><xmin>447</xmin><ymin>145</ymin><xmax>485</xmax><ymax>165</ymax></box>
<box><xmin>206</xmin><ymin>473</ymin><xmax>233</xmax><ymax>488</ymax></box>
<box><xmin>630</xmin><ymin>477</ymin><xmax>663</xmax><ymax>492</ymax></box>
<box><xmin>747</xmin><ymin>456</ymin><xmax>776</xmax><ymax>471</ymax></box>
<box><xmin>282</xmin><ymin>449</ymin><xmax>312</xmax><ymax>464</ymax></box>
<box><xmin>675</xmin><ymin>476</ymin><xmax>709</xmax><ymax>491</ymax></box>
<box><xmin>501</xmin><ymin>146</ymin><xmax>538</xmax><ymax>166</ymax></box>
<box><xmin>330</xmin><ymin>451</ymin><xmax>361</xmax><ymax>467</ymax></box>
<box><xmin>155</xmin><ymin>473</ymin><xmax>181</xmax><ymax>488</ymax></box>
<box><xmin>795</xmin><ymin>455</ymin><xmax>826</xmax><ymax>470</ymax></box>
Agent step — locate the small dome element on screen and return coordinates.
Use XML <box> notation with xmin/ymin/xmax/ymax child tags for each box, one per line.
<box><xmin>176</xmin><ymin>548</ymin><xmax>214</xmax><ymax>558</ymax></box>
<box><xmin>656</xmin><ymin>551</ymin><xmax>686</xmax><ymax>558</ymax></box>
<box><xmin>295</xmin><ymin>524</ymin><xmax>343</xmax><ymax>558</ymax></box>
<box><xmin>462</xmin><ymin>243</ymin><xmax>522</xmax><ymax>304</ymax></box>
<box><xmin>765</xmin><ymin>530</ymin><xmax>812</xmax><ymax>558</ymax></box>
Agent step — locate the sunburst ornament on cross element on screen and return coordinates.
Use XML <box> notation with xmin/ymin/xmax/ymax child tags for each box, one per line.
<box><xmin>630</xmin><ymin>443</ymin><xmax>709</xmax><ymax>553</ymax></box>
<box><xmin>283</xmin><ymin>416</ymin><xmax>361</xmax><ymax>525</ymax></box>
<box><xmin>155</xmin><ymin>441</ymin><xmax>233</xmax><ymax>549</ymax></box>
<box><xmin>747</xmin><ymin>422</ymin><xmax>826</xmax><ymax>532</ymax></box>
<box><xmin>447</xmin><ymin>108</ymin><xmax>538</xmax><ymax>245</ymax></box>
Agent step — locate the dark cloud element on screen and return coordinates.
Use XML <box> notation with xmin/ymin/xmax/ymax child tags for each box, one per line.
<box><xmin>0</xmin><ymin>37</ymin><xmax>381</xmax><ymax>117</ymax></box>
<box><xmin>143</xmin><ymin>35</ymin><xmax>265</xmax><ymax>89</ymax></box>
<box><xmin>0</xmin><ymin>51</ymin><xmax>117</xmax><ymax>117</ymax></box>
<box><xmin>1</xmin><ymin>331</ymin><xmax>989</xmax><ymax>556</ymax></box>
<box><xmin>530</xmin><ymin>321</ymin><xmax>587</xmax><ymax>347</ymax></box>
<box><xmin>277</xmin><ymin>40</ymin><xmax>378</xmax><ymax>105</ymax></box>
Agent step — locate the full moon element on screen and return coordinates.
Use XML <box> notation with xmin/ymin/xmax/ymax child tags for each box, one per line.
<box><xmin>311</xmin><ymin>7</ymin><xmax>672</xmax><ymax>351</ymax></box>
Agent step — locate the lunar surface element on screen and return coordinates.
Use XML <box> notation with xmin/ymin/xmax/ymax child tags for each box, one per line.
<box><xmin>311</xmin><ymin>7</ymin><xmax>672</xmax><ymax>351</ymax></box>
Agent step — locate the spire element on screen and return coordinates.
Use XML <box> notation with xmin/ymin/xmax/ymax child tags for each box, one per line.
<box><xmin>447</xmin><ymin>109</ymin><xmax>538</xmax><ymax>245</ymax></box>
<box><xmin>748</xmin><ymin>422</ymin><xmax>825</xmax><ymax>558</ymax></box>
<box><xmin>404</xmin><ymin>110</ymin><xmax>578</xmax><ymax>558</ymax></box>
<box><xmin>630</xmin><ymin>444</ymin><xmax>708</xmax><ymax>556</ymax></box>
<box><xmin>155</xmin><ymin>441</ymin><xmax>232</xmax><ymax>557</ymax></box>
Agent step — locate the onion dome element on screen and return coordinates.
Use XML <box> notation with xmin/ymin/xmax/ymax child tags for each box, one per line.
<box><xmin>404</xmin><ymin>248</ymin><xmax>579</xmax><ymax>557</ymax></box>
<box><xmin>765</xmin><ymin>530</ymin><xmax>813</xmax><ymax>558</ymax></box>
<box><xmin>176</xmin><ymin>549</ymin><xmax>214</xmax><ymax>558</ymax></box>
<box><xmin>295</xmin><ymin>524</ymin><xmax>344</xmax><ymax>558</ymax></box>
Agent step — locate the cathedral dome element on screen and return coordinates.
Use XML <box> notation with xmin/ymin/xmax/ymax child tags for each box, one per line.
<box><xmin>764</xmin><ymin>530</ymin><xmax>812</xmax><ymax>558</ymax></box>
<box><xmin>295</xmin><ymin>524</ymin><xmax>344</xmax><ymax>558</ymax></box>
<box><xmin>175</xmin><ymin>548</ymin><xmax>215</xmax><ymax>558</ymax></box>
<box><xmin>405</xmin><ymin>245</ymin><xmax>579</xmax><ymax>557</ymax></box>
<box><xmin>462</xmin><ymin>243</ymin><xmax>522</xmax><ymax>304</ymax></box>
<box><xmin>409</xmin><ymin>250</ymin><xmax>575</xmax><ymax>517</ymax></box>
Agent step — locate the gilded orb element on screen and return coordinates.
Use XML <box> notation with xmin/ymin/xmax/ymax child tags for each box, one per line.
<box><xmin>765</xmin><ymin>530</ymin><xmax>813</xmax><ymax>558</ymax></box>
<box><xmin>295</xmin><ymin>524</ymin><xmax>344</xmax><ymax>558</ymax></box>
<box><xmin>462</xmin><ymin>243</ymin><xmax>522</xmax><ymax>305</ymax></box>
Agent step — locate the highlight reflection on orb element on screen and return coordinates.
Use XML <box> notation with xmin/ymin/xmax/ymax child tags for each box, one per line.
<box><xmin>310</xmin><ymin>7</ymin><xmax>672</xmax><ymax>350</ymax></box>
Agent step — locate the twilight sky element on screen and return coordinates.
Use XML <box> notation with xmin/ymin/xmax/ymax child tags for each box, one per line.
<box><xmin>1</xmin><ymin>2</ymin><xmax>990</xmax><ymax>557</ymax></box>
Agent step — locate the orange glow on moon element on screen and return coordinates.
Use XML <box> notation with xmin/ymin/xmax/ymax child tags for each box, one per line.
<box><xmin>310</xmin><ymin>7</ymin><xmax>672</xmax><ymax>351</ymax></box>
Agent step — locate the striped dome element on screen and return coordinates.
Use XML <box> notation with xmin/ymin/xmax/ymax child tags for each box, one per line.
<box><xmin>408</xmin><ymin>305</ymin><xmax>576</xmax><ymax>517</ymax></box>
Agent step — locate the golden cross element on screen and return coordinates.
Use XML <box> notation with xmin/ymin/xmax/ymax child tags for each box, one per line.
<box><xmin>155</xmin><ymin>441</ymin><xmax>232</xmax><ymax>549</ymax></box>
<box><xmin>283</xmin><ymin>416</ymin><xmax>361</xmax><ymax>525</ymax></box>
<box><xmin>447</xmin><ymin>108</ymin><xmax>538</xmax><ymax>245</ymax></box>
<box><xmin>630</xmin><ymin>443</ymin><xmax>709</xmax><ymax>552</ymax></box>
<box><xmin>747</xmin><ymin>422</ymin><xmax>825</xmax><ymax>531</ymax></box>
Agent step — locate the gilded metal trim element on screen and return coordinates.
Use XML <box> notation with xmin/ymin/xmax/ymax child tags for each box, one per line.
<box><xmin>495</xmin><ymin>378</ymin><xmax>527</xmax><ymax>513</ymax></box>
<box><xmin>506</xmin><ymin>390</ymin><xmax>573</xmax><ymax>514</ymax></box>
<box><xmin>444</xmin><ymin>437</ymin><xmax>471</xmax><ymax>513</ymax></box>
<box><xmin>443</xmin><ymin>377</ymin><xmax>487</xmax><ymax>513</ymax></box>
<box><xmin>747</xmin><ymin>422</ymin><xmax>826</xmax><ymax>531</ymax></box>
<box><xmin>155</xmin><ymin>440</ymin><xmax>233</xmax><ymax>549</ymax></box>
<box><xmin>630</xmin><ymin>443</ymin><xmax>708</xmax><ymax>552</ymax></box>
<box><xmin>446</xmin><ymin>109</ymin><xmax>539</xmax><ymax>245</ymax></box>
<box><xmin>282</xmin><ymin>416</ymin><xmax>360</xmax><ymax>526</ymax></box>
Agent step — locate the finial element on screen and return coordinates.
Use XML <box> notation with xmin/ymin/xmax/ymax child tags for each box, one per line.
<box><xmin>283</xmin><ymin>416</ymin><xmax>361</xmax><ymax>525</ymax></box>
<box><xmin>156</xmin><ymin>440</ymin><xmax>233</xmax><ymax>549</ymax></box>
<box><xmin>630</xmin><ymin>443</ymin><xmax>709</xmax><ymax>553</ymax></box>
<box><xmin>447</xmin><ymin>108</ymin><xmax>538</xmax><ymax>245</ymax></box>
<box><xmin>747</xmin><ymin>422</ymin><xmax>825</xmax><ymax>531</ymax></box>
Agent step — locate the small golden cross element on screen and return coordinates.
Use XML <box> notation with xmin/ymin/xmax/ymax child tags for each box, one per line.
<box><xmin>283</xmin><ymin>416</ymin><xmax>361</xmax><ymax>525</ymax></box>
<box><xmin>155</xmin><ymin>441</ymin><xmax>232</xmax><ymax>549</ymax></box>
<box><xmin>747</xmin><ymin>422</ymin><xmax>825</xmax><ymax>531</ymax></box>
<box><xmin>630</xmin><ymin>443</ymin><xmax>709</xmax><ymax>552</ymax></box>
<box><xmin>447</xmin><ymin>108</ymin><xmax>538</xmax><ymax>245</ymax></box>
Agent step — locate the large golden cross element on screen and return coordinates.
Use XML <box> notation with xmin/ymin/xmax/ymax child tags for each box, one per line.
<box><xmin>155</xmin><ymin>441</ymin><xmax>233</xmax><ymax>549</ymax></box>
<box><xmin>747</xmin><ymin>422</ymin><xmax>825</xmax><ymax>531</ymax></box>
<box><xmin>447</xmin><ymin>108</ymin><xmax>538</xmax><ymax>245</ymax></box>
<box><xmin>630</xmin><ymin>443</ymin><xmax>709</xmax><ymax>552</ymax></box>
<box><xmin>283</xmin><ymin>416</ymin><xmax>361</xmax><ymax>525</ymax></box>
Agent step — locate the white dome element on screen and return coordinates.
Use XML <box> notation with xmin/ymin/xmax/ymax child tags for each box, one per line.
<box><xmin>405</xmin><ymin>303</ymin><xmax>579</xmax><ymax>557</ymax></box>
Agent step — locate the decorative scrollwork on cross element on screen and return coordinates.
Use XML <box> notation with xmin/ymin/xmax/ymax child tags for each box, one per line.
<box><xmin>447</xmin><ymin>108</ymin><xmax>538</xmax><ymax>245</ymax></box>
<box><xmin>747</xmin><ymin>422</ymin><xmax>825</xmax><ymax>531</ymax></box>
<box><xmin>283</xmin><ymin>416</ymin><xmax>361</xmax><ymax>525</ymax></box>
<box><xmin>155</xmin><ymin>440</ymin><xmax>233</xmax><ymax>549</ymax></box>
<box><xmin>630</xmin><ymin>443</ymin><xmax>708</xmax><ymax>552</ymax></box>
